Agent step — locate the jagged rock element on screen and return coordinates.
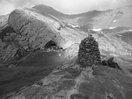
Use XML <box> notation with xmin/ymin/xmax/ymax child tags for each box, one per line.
<box><xmin>78</xmin><ymin>35</ymin><xmax>101</xmax><ymax>67</ymax></box>
<box><xmin>0</xmin><ymin>24</ymin><xmax>23</xmax><ymax>64</ymax></box>
<box><xmin>0</xmin><ymin>39</ymin><xmax>18</xmax><ymax>64</ymax></box>
<box><xmin>102</xmin><ymin>57</ymin><xmax>121</xmax><ymax>70</ymax></box>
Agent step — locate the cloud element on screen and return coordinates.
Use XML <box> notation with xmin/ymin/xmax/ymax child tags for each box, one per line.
<box><xmin>0</xmin><ymin>0</ymin><xmax>131</xmax><ymax>15</ymax></box>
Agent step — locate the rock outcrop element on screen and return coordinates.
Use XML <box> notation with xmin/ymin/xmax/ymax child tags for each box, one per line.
<box><xmin>102</xmin><ymin>57</ymin><xmax>121</xmax><ymax>70</ymax></box>
<box><xmin>8</xmin><ymin>8</ymin><xmax>63</xmax><ymax>50</ymax></box>
<box><xmin>0</xmin><ymin>23</ymin><xmax>18</xmax><ymax>64</ymax></box>
<box><xmin>0</xmin><ymin>39</ymin><xmax>18</xmax><ymax>64</ymax></box>
<box><xmin>0</xmin><ymin>8</ymin><xmax>87</xmax><ymax>64</ymax></box>
<box><xmin>78</xmin><ymin>35</ymin><xmax>101</xmax><ymax>67</ymax></box>
<box><xmin>8</xmin><ymin>8</ymin><xmax>86</xmax><ymax>51</ymax></box>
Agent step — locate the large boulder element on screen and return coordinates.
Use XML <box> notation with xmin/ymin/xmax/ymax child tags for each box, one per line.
<box><xmin>8</xmin><ymin>8</ymin><xmax>65</xmax><ymax>50</ymax></box>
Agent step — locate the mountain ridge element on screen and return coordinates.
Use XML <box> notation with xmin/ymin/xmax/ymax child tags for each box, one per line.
<box><xmin>33</xmin><ymin>4</ymin><xmax>132</xmax><ymax>31</ymax></box>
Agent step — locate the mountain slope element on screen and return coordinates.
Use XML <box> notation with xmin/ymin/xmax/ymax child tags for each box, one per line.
<box><xmin>91</xmin><ymin>5</ymin><xmax>132</xmax><ymax>29</ymax></box>
<box><xmin>34</xmin><ymin>5</ymin><xmax>132</xmax><ymax>31</ymax></box>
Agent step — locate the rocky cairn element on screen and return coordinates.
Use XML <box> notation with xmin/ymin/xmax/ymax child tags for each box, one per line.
<box><xmin>78</xmin><ymin>35</ymin><xmax>101</xmax><ymax>67</ymax></box>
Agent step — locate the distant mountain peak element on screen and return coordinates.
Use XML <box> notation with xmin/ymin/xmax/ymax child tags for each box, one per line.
<box><xmin>33</xmin><ymin>4</ymin><xmax>66</xmax><ymax>17</ymax></box>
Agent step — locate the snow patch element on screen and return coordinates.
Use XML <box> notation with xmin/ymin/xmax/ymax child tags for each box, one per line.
<box><xmin>92</xmin><ymin>28</ymin><xmax>102</xmax><ymax>31</ymax></box>
<box><xmin>68</xmin><ymin>23</ymin><xmax>80</xmax><ymax>28</ymax></box>
<box><xmin>109</xmin><ymin>27</ymin><xmax>116</xmax><ymax>29</ymax></box>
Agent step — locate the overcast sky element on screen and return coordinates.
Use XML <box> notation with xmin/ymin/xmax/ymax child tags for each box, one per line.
<box><xmin>0</xmin><ymin>0</ymin><xmax>131</xmax><ymax>15</ymax></box>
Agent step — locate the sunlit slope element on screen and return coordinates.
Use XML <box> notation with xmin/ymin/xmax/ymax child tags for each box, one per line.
<box><xmin>34</xmin><ymin>5</ymin><xmax>132</xmax><ymax>30</ymax></box>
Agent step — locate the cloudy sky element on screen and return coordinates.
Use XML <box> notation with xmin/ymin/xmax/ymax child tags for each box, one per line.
<box><xmin>0</xmin><ymin>0</ymin><xmax>131</xmax><ymax>15</ymax></box>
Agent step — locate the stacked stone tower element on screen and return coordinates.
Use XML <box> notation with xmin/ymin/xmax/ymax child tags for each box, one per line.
<box><xmin>78</xmin><ymin>35</ymin><xmax>101</xmax><ymax>67</ymax></box>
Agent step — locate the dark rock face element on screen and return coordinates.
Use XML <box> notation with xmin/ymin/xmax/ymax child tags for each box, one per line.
<box><xmin>102</xmin><ymin>57</ymin><xmax>121</xmax><ymax>70</ymax></box>
<box><xmin>78</xmin><ymin>35</ymin><xmax>101</xmax><ymax>67</ymax></box>
<box><xmin>0</xmin><ymin>25</ymin><xmax>18</xmax><ymax>64</ymax></box>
